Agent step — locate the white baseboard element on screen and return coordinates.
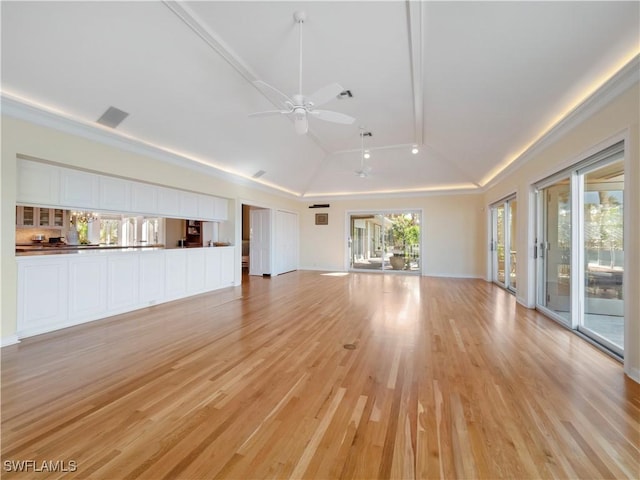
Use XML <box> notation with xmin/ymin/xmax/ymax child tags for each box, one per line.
<box><xmin>624</xmin><ymin>366</ymin><xmax>640</xmax><ymax>384</ymax></box>
<box><xmin>422</xmin><ymin>273</ymin><xmax>484</xmax><ymax>279</ymax></box>
<box><xmin>1</xmin><ymin>335</ymin><xmax>20</xmax><ymax>347</ymax></box>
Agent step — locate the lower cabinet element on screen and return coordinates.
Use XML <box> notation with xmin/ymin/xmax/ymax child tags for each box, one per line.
<box><xmin>68</xmin><ymin>256</ymin><xmax>108</xmax><ymax>322</ymax></box>
<box><xmin>17</xmin><ymin>258</ymin><xmax>68</xmax><ymax>334</ymax></box>
<box><xmin>16</xmin><ymin>246</ymin><xmax>237</xmax><ymax>338</ymax></box>
<box><xmin>107</xmin><ymin>254</ymin><xmax>139</xmax><ymax>312</ymax></box>
<box><xmin>165</xmin><ymin>249</ymin><xmax>187</xmax><ymax>300</ymax></box>
<box><xmin>139</xmin><ymin>252</ymin><xmax>165</xmax><ymax>304</ymax></box>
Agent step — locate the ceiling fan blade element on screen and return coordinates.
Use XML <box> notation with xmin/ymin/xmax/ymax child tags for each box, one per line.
<box><xmin>306</xmin><ymin>83</ymin><xmax>344</xmax><ymax>107</ymax></box>
<box><xmin>309</xmin><ymin>109</ymin><xmax>355</xmax><ymax>125</ymax></box>
<box><xmin>253</xmin><ymin>80</ymin><xmax>294</xmax><ymax>108</ymax></box>
<box><xmin>248</xmin><ymin>110</ymin><xmax>289</xmax><ymax>118</ymax></box>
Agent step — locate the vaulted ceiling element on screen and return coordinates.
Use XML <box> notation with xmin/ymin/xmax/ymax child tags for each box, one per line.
<box><xmin>2</xmin><ymin>1</ymin><xmax>638</xmax><ymax>199</ymax></box>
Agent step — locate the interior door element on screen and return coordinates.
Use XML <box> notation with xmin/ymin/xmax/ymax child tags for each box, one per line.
<box><xmin>250</xmin><ymin>208</ymin><xmax>271</xmax><ymax>276</ymax></box>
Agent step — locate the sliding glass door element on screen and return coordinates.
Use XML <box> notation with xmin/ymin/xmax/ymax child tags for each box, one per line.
<box><xmin>536</xmin><ymin>142</ymin><xmax>624</xmax><ymax>356</ymax></box>
<box><xmin>537</xmin><ymin>180</ymin><xmax>571</xmax><ymax>324</ymax></box>
<box><xmin>490</xmin><ymin>197</ymin><xmax>517</xmax><ymax>292</ymax></box>
<box><xmin>349</xmin><ymin>211</ymin><xmax>421</xmax><ymax>273</ymax></box>
<box><xmin>580</xmin><ymin>159</ymin><xmax>624</xmax><ymax>353</ymax></box>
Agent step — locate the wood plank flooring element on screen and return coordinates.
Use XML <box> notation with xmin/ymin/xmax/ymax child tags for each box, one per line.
<box><xmin>1</xmin><ymin>271</ymin><xmax>638</xmax><ymax>479</ymax></box>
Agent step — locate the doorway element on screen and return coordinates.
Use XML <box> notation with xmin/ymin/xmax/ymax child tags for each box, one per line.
<box><xmin>348</xmin><ymin>210</ymin><xmax>421</xmax><ymax>273</ymax></box>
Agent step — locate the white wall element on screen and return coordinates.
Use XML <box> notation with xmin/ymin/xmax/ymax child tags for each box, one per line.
<box><xmin>484</xmin><ymin>83</ymin><xmax>640</xmax><ymax>382</ymax></box>
<box><xmin>299</xmin><ymin>194</ymin><xmax>485</xmax><ymax>278</ymax></box>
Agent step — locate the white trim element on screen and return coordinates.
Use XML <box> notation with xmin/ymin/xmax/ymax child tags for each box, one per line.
<box><xmin>484</xmin><ymin>55</ymin><xmax>639</xmax><ymax>190</ymax></box>
<box><xmin>422</xmin><ymin>273</ymin><xmax>485</xmax><ymax>279</ymax></box>
<box><xmin>625</xmin><ymin>367</ymin><xmax>640</xmax><ymax>384</ymax></box>
<box><xmin>1</xmin><ymin>335</ymin><xmax>20</xmax><ymax>347</ymax></box>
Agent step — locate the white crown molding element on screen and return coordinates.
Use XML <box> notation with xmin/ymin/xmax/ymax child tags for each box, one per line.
<box><xmin>483</xmin><ymin>54</ymin><xmax>640</xmax><ymax>191</ymax></box>
<box><xmin>0</xmin><ymin>94</ymin><xmax>301</xmax><ymax>200</ymax></box>
<box><xmin>302</xmin><ymin>186</ymin><xmax>481</xmax><ymax>203</ymax></box>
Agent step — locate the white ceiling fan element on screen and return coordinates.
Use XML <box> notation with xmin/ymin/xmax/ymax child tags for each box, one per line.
<box><xmin>249</xmin><ymin>11</ymin><xmax>355</xmax><ymax>135</ymax></box>
<box><xmin>355</xmin><ymin>128</ymin><xmax>372</xmax><ymax>178</ymax></box>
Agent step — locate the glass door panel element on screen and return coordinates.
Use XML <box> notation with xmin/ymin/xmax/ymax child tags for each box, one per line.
<box><xmin>495</xmin><ymin>205</ymin><xmax>506</xmax><ymax>285</ymax></box>
<box><xmin>490</xmin><ymin>198</ymin><xmax>516</xmax><ymax>292</ymax></box>
<box><xmin>539</xmin><ymin>181</ymin><xmax>571</xmax><ymax>324</ymax></box>
<box><xmin>580</xmin><ymin>160</ymin><xmax>624</xmax><ymax>353</ymax></box>
<box><xmin>349</xmin><ymin>211</ymin><xmax>420</xmax><ymax>273</ymax></box>
<box><xmin>350</xmin><ymin>214</ymin><xmax>385</xmax><ymax>271</ymax></box>
<box><xmin>508</xmin><ymin>200</ymin><xmax>517</xmax><ymax>291</ymax></box>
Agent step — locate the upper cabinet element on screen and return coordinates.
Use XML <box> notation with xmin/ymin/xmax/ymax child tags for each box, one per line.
<box><xmin>131</xmin><ymin>182</ymin><xmax>157</xmax><ymax>214</ymax></box>
<box><xmin>17</xmin><ymin>159</ymin><xmax>60</xmax><ymax>206</ymax></box>
<box><xmin>157</xmin><ymin>187</ymin><xmax>180</xmax><ymax>217</ymax></box>
<box><xmin>60</xmin><ymin>169</ymin><xmax>99</xmax><ymax>209</ymax></box>
<box><xmin>179</xmin><ymin>191</ymin><xmax>199</xmax><ymax>218</ymax></box>
<box><xmin>16</xmin><ymin>159</ymin><xmax>228</xmax><ymax>221</ymax></box>
<box><xmin>99</xmin><ymin>176</ymin><xmax>132</xmax><ymax>212</ymax></box>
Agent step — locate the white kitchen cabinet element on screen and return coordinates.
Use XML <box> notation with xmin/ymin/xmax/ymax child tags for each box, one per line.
<box><xmin>205</xmin><ymin>247</ymin><xmax>222</xmax><ymax>290</ymax></box>
<box><xmin>214</xmin><ymin>197</ymin><xmax>228</xmax><ymax>221</ymax></box>
<box><xmin>16</xmin><ymin>207</ymin><xmax>66</xmax><ymax>228</ymax></box>
<box><xmin>131</xmin><ymin>182</ymin><xmax>158</xmax><ymax>214</ymax></box>
<box><xmin>179</xmin><ymin>191</ymin><xmax>199</xmax><ymax>219</ymax></box>
<box><xmin>157</xmin><ymin>186</ymin><xmax>181</xmax><ymax>217</ymax></box>
<box><xmin>68</xmin><ymin>256</ymin><xmax>108</xmax><ymax>322</ymax></box>
<box><xmin>107</xmin><ymin>254</ymin><xmax>139</xmax><ymax>312</ymax></box>
<box><xmin>186</xmin><ymin>249</ymin><xmax>206</xmax><ymax>294</ymax></box>
<box><xmin>165</xmin><ymin>249</ymin><xmax>187</xmax><ymax>299</ymax></box>
<box><xmin>99</xmin><ymin>176</ymin><xmax>132</xmax><ymax>212</ymax></box>
<box><xmin>220</xmin><ymin>247</ymin><xmax>235</xmax><ymax>286</ymax></box>
<box><xmin>17</xmin><ymin>159</ymin><xmax>60</xmax><ymax>206</ymax></box>
<box><xmin>17</xmin><ymin>258</ymin><xmax>68</xmax><ymax>336</ymax></box>
<box><xmin>139</xmin><ymin>252</ymin><xmax>165</xmax><ymax>304</ymax></box>
<box><xmin>197</xmin><ymin>194</ymin><xmax>216</xmax><ymax>221</ymax></box>
<box><xmin>60</xmin><ymin>169</ymin><xmax>100</xmax><ymax>209</ymax></box>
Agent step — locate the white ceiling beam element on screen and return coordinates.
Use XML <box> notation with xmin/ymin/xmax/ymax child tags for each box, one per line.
<box><xmin>406</xmin><ymin>0</ymin><xmax>424</xmax><ymax>146</ymax></box>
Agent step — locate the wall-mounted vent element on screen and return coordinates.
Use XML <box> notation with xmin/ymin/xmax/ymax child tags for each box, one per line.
<box><xmin>252</xmin><ymin>170</ymin><xmax>266</xmax><ymax>178</ymax></box>
<box><xmin>96</xmin><ymin>106</ymin><xmax>129</xmax><ymax>128</ymax></box>
<box><xmin>309</xmin><ymin>204</ymin><xmax>330</xmax><ymax>209</ymax></box>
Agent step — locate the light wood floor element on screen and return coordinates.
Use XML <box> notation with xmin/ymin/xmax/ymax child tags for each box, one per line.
<box><xmin>2</xmin><ymin>271</ymin><xmax>638</xmax><ymax>479</ymax></box>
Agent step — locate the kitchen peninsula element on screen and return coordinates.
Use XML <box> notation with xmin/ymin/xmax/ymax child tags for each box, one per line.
<box><xmin>15</xmin><ymin>158</ymin><xmax>237</xmax><ymax>339</ymax></box>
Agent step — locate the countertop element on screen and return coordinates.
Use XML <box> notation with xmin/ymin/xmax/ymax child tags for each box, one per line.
<box><xmin>15</xmin><ymin>244</ymin><xmax>234</xmax><ymax>256</ymax></box>
<box><xmin>16</xmin><ymin>244</ymin><xmax>166</xmax><ymax>256</ymax></box>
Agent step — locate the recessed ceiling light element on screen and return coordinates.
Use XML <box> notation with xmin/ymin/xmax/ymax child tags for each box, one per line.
<box><xmin>364</xmin><ymin>150</ymin><xmax>370</xmax><ymax>159</ymax></box>
<box><xmin>411</xmin><ymin>145</ymin><xmax>419</xmax><ymax>155</ymax></box>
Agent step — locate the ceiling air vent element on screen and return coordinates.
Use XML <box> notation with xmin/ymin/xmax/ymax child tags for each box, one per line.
<box><xmin>96</xmin><ymin>106</ymin><xmax>129</xmax><ymax>128</ymax></box>
<box><xmin>337</xmin><ymin>90</ymin><xmax>353</xmax><ymax>99</ymax></box>
<box><xmin>252</xmin><ymin>170</ymin><xmax>266</xmax><ymax>178</ymax></box>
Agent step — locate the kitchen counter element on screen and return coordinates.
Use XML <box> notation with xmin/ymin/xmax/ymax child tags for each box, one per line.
<box><xmin>16</xmin><ymin>244</ymin><xmax>166</xmax><ymax>256</ymax></box>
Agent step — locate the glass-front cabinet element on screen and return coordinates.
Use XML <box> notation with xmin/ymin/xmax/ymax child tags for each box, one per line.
<box><xmin>16</xmin><ymin>206</ymin><xmax>67</xmax><ymax>227</ymax></box>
